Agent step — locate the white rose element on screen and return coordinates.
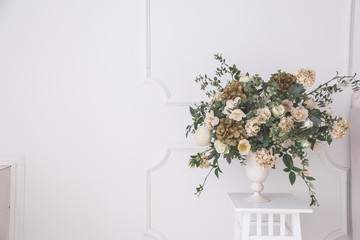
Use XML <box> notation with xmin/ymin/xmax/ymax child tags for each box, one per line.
<box><xmin>214</xmin><ymin>140</ymin><xmax>230</xmax><ymax>154</ymax></box>
<box><xmin>302</xmin><ymin>119</ymin><xmax>314</xmax><ymax>129</ymax></box>
<box><xmin>303</xmin><ymin>98</ymin><xmax>316</xmax><ymax>110</ymax></box>
<box><xmin>211</xmin><ymin>117</ymin><xmax>219</xmax><ymax>127</ymax></box>
<box><xmin>271</xmin><ymin>105</ymin><xmax>286</xmax><ymax>118</ymax></box>
<box><xmin>234</xmin><ymin>97</ymin><xmax>241</xmax><ymax>103</ymax></box>
<box><xmin>222</xmin><ymin>100</ymin><xmax>235</xmax><ymax>115</ymax></box>
<box><xmin>324</xmin><ymin>107</ymin><xmax>332</xmax><ymax>116</ymax></box>
<box><xmin>300</xmin><ymin>139</ymin><xmax>311</xmax><ymax>149</ymax></box>
<box><xmin>291</xmin><ymin>106</ymin><xmax>309</xmax><ymax>122</ymax></box>
<box><xmin>204</xmin><ymin>111</ymin><xmax>215</xmax><ymax>129</ymax></box>
<box><xmin>281</xmin><ymin>139</ymin><xmax>294</xmax><ymax>148</ymax></box>
<box><xmin>229</xmin><ymin>109</ymin><xmax>246</xmax><ymax>121</ymax></box>
<box><xmin>195</xmin><ymin>126</ymin><xmax>212</xmax><ymax>146</ymax></box>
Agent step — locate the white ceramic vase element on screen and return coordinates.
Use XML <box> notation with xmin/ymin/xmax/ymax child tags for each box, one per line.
<box><xmin>244</xmin><ymin>151</ymin><xmax>271</xmax><ymax>203</ymax></box>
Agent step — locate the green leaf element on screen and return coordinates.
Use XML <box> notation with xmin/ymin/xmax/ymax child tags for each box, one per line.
<box><xmin>256</xmin><ymin>134</ymin><xmax>264</xmax><ymax>142</ymax></box>
<box><xmin>244</xmin><ymin>81</ymin><xmax>253</xmax><ymax>93</ymax></box>
<box><xmin>310</xmin><ymin>116</ymin><xmax>321</xmax><ymax>127</ymax></box>
<box><xmin>283</xmin><ymin>167</ymin><xmax>291</xmax><ymax>172</ymax></box>
<box><xmin>213</xmin><ymin>108</ymin><xmax>225</xmax><ymax>118</ymax></box>
<box><xmin>215</xmin><ymin>168</ymin><xmax>219</xmax><ymax>179</ymax></box>
<box><xmin>309</xmin><ymin>109</ymin><xmax>322</xmax><ymax>118</ymax></box>
<box><xmin>283</xmin><ymin>154</ymin><xmax>293</xmax><ymax>168</ymax></box>
<box><xmin>319</xmin><ymin>126</ymin><xmax>329</xmax><ymax>132</ymax></box>
<box><xmin>289</xmin><ymin>172</ymin><xmax>296</xmax><ymax>185</ymax></box>
<box><xmin>292</xmin><ymin>166</ymin><xmax>302</xmax><ymax>173</ymax></box>
<box><xmin>290</xmin><ymin>84</ymin><xmax>305</xmax><ymax>96</ymax></box>
<box><xmin>326</xmin><ymin>136</ymin><xmax>333</xmax><ymax>145</ymax></box>
<box><xmin>224</xmin><ymin>154</ymin><xmax>232</xmax><ymax>164</ymax></box>
<box><xmin>309</xmin><ymin>138</ymin><xmax>316</xmax><ymax>150</ymax></box>
<box><xmin>305</xmin><ymin>176</ymin><xmax>316</xmax><ymax>181</ymax></box>
<box><xmin>190</xmin><ymin>106</ymin><xmax>196</xmax><ymax>116</ymax></box>
<box><xmin>263</xmin><ymin>130</ymin><xmax>269</xmax><ymax>147</ymax></box>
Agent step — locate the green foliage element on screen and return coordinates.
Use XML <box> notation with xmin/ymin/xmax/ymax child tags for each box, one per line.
<box><xmin>309</xmin><ymin>73</ymin><xmax>359</xmax><ymax>107</ymax></box>
<box><xmin>289</xmin><ymin>172</ymin><xmax>296</xmax><ymax>185</ymax></box>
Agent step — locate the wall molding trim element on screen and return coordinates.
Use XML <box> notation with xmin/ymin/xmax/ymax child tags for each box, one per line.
<box><xmin>0</xmin><ymin>156</ymin><xmax>25</xmax><ymax>240</ymax></box>
<box><xmin>143</xmin><ymin>0</ymin><xmax>356</xmax><ymax>106</ymax></box>
<box><xmin>144</xmin><ymin>143</ymin><xmax>201</xmax><ymax>240</ymax></box>
<box><xmin>317</xmin><ymin>148</ymin><xmax>350</xmax><ymax>240</ymax></box>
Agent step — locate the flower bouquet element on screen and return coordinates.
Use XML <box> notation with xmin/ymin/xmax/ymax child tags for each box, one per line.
<box><xmin>186</xmin><ymin>54</ymin><xmax>359</xmax><ymax>206</ymax></box>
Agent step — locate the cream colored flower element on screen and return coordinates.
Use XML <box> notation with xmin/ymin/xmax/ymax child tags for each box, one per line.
<box><xmin>238</xmin><ymin>139</ymin><xmax>251</xmax><ymax>155</ymax></box>
<box><xmin>196</xmin><ymin>153</ymin><xmax>211</xmax><ymax>169</ymax></box>
<box><xmin>278</xmin><ymin>117</ymin><xmax>294</xmax><ymax>134</ymax></box>
<box><xmin>256</xmin><ymin>107</ymin><xmax>271</xmax><ymax>124</ymax></box>
<box><xmin>234</xmin><ymin>97</ymin><xmax>241</xmax><ymax>103</ymax></box>
<box><xmin>229</xmin><ymin>109</ymin><xmax>246</xmax><ymax>121</ymax></box>
<box><xmin>281</xmin><ymin>139</ymin><xmax>294</xmax><ymax>148</ymax></box>
<box><xmin>331</xmin><ymin>120</ymin><xmax>351</xmax><ymax>140</ymax></box>
<box><xmin>302</xmin><ymin>119</ymin><xmax>313</xmax><ymax>129</ymax></box>
<box><xmin>204</xmin><ymin>111</ymin><xmax>215</xmax><ymax>129</ymax></box>
<box><xmin>296</xmin><ymin>68</ymin><xmax>316</xmax><ymax>87</ymax></box>
<box><xmin>211</xmin><ymin>93</ymin><xmax>224</xmax><ymax>103</ymax></box>
<box><xmin>298</xmin><ymin>170</ymin><xmax>311</xmax><ymax>177</ymax></box>
<box><xmin>291</xmin><ymin>106</ymin><xmax>309</xmax><ymax>122</ymax></box>
<box><xmin>239</xmin><ymin>74</ymin><xmax>251</xmax><ymax>82</ymax></box>
<box><xmin>255</xmin><ymin>149</ymin><xmax>277</xmax><ymax>169</ymax></box>
<box><xmin>214</xmin><ymin>140</ymin><xmax>230</xmax><ymax>154</ymax></box>
<box><xmin>245</xmin><ymin>117</ymin><xmax>261</xmax><ymax>137</ymax></box>
<box><xmin>271</xmin><ymin>105</ymin><xmax>286</xmax><ymax>118</ymax></box>
<box><xmin>211</xmin><ymin>117</ymin><xmax>219</xmax><ymax>127</ymax></box>
<box><xmin>195</xmin><ymin>126</ymin><xmax>212</xmax><ymax>146</ymax></box>
<box><xmin>325</xmin><ymin>107</ymin><xmax>333</xmax><ymax>116</ymax></box>
<box><xmin>281</xmin><ymin>99</ymin><xmax>293</xmax><ymax>111</ymax></box>
<box><xmin>222</xmin><ymin>100</ymin><xmax>236</xmax><ymax>115</ymax></box>
<box><xmin>300</xmin><ymin>139</ymin><xmax>311</xmax><ymax>149</ymax></box>
<box><xmin>303</xmin><ymin>98</ymin><xmax>316</xmax><ymax>110</ymax></box>
<box><xmin>313</xmin><ymin>141</ymin><xmax>322</xmax><ymax>151</ymax></box>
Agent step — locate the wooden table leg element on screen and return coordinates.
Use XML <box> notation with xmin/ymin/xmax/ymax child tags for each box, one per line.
<box><xmin>292</xmin><ymin>213</ymin><xmax>302</xmax><ymax>240</ymax></box>
<box><xmin>234</xmin><ymin>212</ymin><xmax>241</xmax><ymax>240</ymax></box>
<box><xmin>241</xmin><ymin>213</ymin><xmax>251</xmax><ymax>240</ymax></box>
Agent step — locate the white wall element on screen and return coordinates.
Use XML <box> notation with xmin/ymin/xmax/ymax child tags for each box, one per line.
<box><xmin>0</xmin><ymin>0</ymin><xmax>358</xmax><ymax>240</ymax></box>
<box><xmin>0</xmin><ymin>166</ymin><xmax>10</xmax><ymax>240</ymax></box>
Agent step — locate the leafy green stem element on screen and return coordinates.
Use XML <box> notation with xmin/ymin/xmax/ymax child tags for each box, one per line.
<box><xmin>194</xmin><ymin>167</ymin><xmax>214</xmax><ymax>197</ymax></box>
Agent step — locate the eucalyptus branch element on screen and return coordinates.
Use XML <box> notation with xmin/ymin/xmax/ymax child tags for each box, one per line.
<box><xmin>308</xmin><ymin>73</ymin><xmax>359</xmax><ymax>107</ymax></box>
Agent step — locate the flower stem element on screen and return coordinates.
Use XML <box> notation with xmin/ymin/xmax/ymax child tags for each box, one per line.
<box><xmin>195</xmin><ymin>167</ymin><xmax>214</xmax><ymax>197</ymax></box>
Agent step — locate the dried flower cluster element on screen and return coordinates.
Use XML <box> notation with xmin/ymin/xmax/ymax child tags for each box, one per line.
<box><xmin>255</xmin><ymin>149</ymin><xmax>278</xmax><ymax>169</ymax></box>
<box><xmin>296</xmin><ymin>68</ymin><xmax>316</xmax><ymax>87</ymax></box>
<box><xmin>331</xmin><ymin>120</ymin><xmax>351</xmax><ymax>140</ymax></box>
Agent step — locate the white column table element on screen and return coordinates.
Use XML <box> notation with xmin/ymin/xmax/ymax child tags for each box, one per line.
<box><xmin>228</xmin><ymin>193</ymin><xmax>313</xmax><ymax>240</ymax></box>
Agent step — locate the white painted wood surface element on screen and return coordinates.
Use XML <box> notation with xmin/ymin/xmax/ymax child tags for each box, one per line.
<box><xmin>229</xmin><ymin>193</ymin><xmax>312</xmax><ymax>240</ymax></box>
<box><xmin>228</xmin><ymin>193</ymin><xmax>313</xmax><ymax>213</ymax></box>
